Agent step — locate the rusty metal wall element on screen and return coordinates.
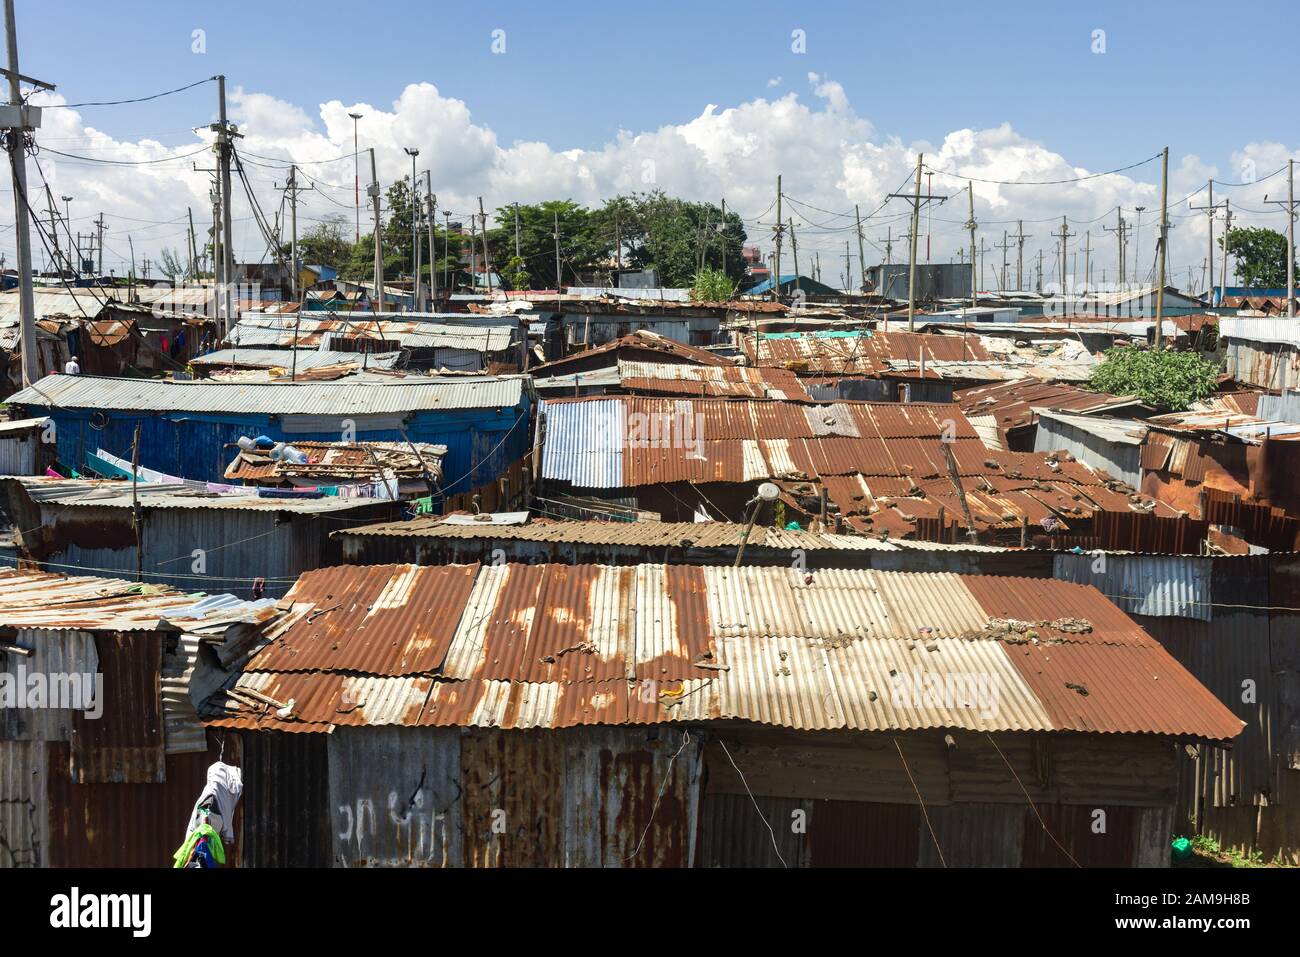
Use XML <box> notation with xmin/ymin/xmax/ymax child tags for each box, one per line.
<box><xmin>0</xmin><ymin>739</ymin><xmax>47</xmax><ymax>867</ymax></box>
<box><xmin>917</xmin><ymin>802</ymin><xmax>1024</xmax><ymax>867</ymax></box>
<box><xmin>699</xmin><ymin>792</ymin><xmax>808</xmax><ymax>867</ymax></box>
<box><xmin>1020</xmin><ymin>803</ymin><xmax>1138</xmax><ymax>867</ymax></box>
<box><xmin>328</xmin><ymin>726</ymin><xmax>462</xmax><ymax>867</ymax></box>
<box><xmin>70</xmin><ymin>632</ymin><xmax>164</xmax><ymax>784</ymax></box>
<box><xmin>239</xmin><ymin>730</ymin><xmax>331</xmax><ymax>868</ymax></box>
<box><xmin>808</xmin><ymin>800</ymin><xmax>920</xmax><ymax>866</ymax></box>
<box><xmin>45</xmin><ymin>734</ymin><xmax>234</xmax><ymax>867</ymax></box>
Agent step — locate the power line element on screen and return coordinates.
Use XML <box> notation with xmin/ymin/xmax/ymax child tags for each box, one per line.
<box><xmin>34</xmin><ymin>76</ymin><xmax>217</xmax><ymax>109</ymax></box>
<box><xmin>923</xmin><ymin>152</ymin><xmax>1161</xmax><ymax>185</ymax></box>
<box><xmin>38</xmin><ymin>144</ymin><xmax>211</xmax><ymax>166</ymax></box>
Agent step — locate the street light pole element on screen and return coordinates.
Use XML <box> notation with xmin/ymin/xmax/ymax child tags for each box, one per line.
<box><xmin>404</xmin><ymin>147</ymin><xmax>420</xmax><ymax>312</ymax></box>
<box><xmin>348</xmin><ymin>112</ymin><xmax>363</xmax><ymax>244</ymax></box>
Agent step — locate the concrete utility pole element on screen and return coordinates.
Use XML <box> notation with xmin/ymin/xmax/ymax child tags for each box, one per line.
<box><xmin>995</xmin><ymin>230</ymin><xmax>1013</xmax><ymax>292</ymax></box>
<box><xmin>1103</xmin><ymin>208</ymin><xmax>1126</xmax><ymax>291</ymax></box>
<box><xmin>719</xmin><ymin>197</ymin><xmax>727</xmax><ymax>278</ymax></box>
<box><xmin>426</xmin><ymin>171</ymin><xmax>437</xmax><ymax>307</ymax></box>
<box><xmin>843</xmin><ymin>240</ymin><xmax>851</xmax><ymax>295</ymax></box>
<box><xmin>1036</xmin><ymin>248</ymin><xmax>1044</xmax><ymax>293</ymax></box>
<box><xmin>888</xmin><ymin>153</ymin><xmax>946</xmax><ymax>331</ymax></box>
<box><xmin>1155</xmin><ymin>147</ymin><xmax>1169</xmax><ymax>348</ymax></box>
<box><xmin>1265</xmin><ymin>160</ymin><xmax>1297</xmax><ymax>317</ymax></box>
<box><xmin>94</xmin><ymin>211</ymin><xmax>106</xmax><ymax>276</ymax></box>
<box><xmin>1012</xmin><ymin>220</ymin><xmax>1031</xmax><ymax>292</ymax></box>
<box><xmin>1133</xmin><ymin>206</ymin><xmax>1146</xmax><ymax>287</ymax></box>
<box><xmin>1052</xmin><ymin>217</ymin><xmax>1072</xmax><ymax>299</ymax></box>
<box><xmin>1083</xmin><ymin>230</ymin><xmax>1091</xmax><ymax>294</ymax></box>
<box><xmin>1219</xmin><ymin>199</ymin><xmax>1234</xmax><ymax>305</ymax></box>
<box><xmin>187</xmin><ymin>206</ymin><xmax>198</xmax><ymax>280</ymax></box>
<box><xmin>214</xmin><ymin>75</ymin><xmax>237</xmax><ymax>337</ymax></box>
<box><xmin>468</xmin><ymin>214</ymin><xmax>477</xmax><ymax>293</ymax></box>
<box><xmin>368</xmin><ymin>147</ymin><xmax>382</xmax><ymax>313</ymax></box>
<box><xmin>788</xmin><ymin>218</ymin><xmax>801</xmax><ymax>297</ymax></box>
<box><xmin>478</xmin><ymin>196</ymin><xmax>492</xmax><ymax>295</ymax></box>
<box><xmin>878</xmin><ymin>226</ymin><xmax>894</xmax><ymax>265</ymax></box>
<box><xmin>553</xmin><ymin>209</ymin><xmax>561</xmax><ymax>291</ymax></box>
<box><xmin>1191</xmin><ymin>179</ymin><xmax>1225</xmax><ymax>305</ymax></box>
<box><xmin>288</xmin><ymin>166</ymin><xmax>299</xmax><ymax>302</ymax></box>
<box><xmin>965</xmin><ymin>183</ymin><xmax>977</xmax><ymax>307</ymax></box>
<box><xmin>772</xmin><ymin>175</ymin><xmax>783</xmax><ymax>302</ymax></box>
<box><xmin>3</xmin><ymin>0</ymin><xmax>46</xmax><ymax>386</ymax></box>
<box><xmin>43</xmin><ymin>185</ymin><xmax>62</xmax><ymax>274</ymax></box>
<box><xmin>854</xmin><ymin>204</ymin><xmax>866</xmax><ymax>293</ymax></box>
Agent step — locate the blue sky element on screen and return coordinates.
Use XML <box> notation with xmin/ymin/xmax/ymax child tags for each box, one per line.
<box><xmin>7</xmin><ymin>0</ymin><xmax>1297</xmax><ymax>283</ymax></box>
<box><xmin>19</xmin><ymin>0</ymin><xmax>1287</xmax><ymax>172</ymax></box>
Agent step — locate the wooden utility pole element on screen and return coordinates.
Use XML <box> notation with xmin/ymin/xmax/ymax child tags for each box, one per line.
<box><xmin>854</xmin><ymin>204</ymin><xmax>867</xmax><ymax>293</ymax></box>
<box><xmin>214</xmin><ymin>75</ymin><xmax>237</xmax><ymax>337</ymax></box>
<box><xmin>877</xmin><ymin>226</ymin><xmax>894</xmax><ymax>264</ymax></box>
<box><xmin>1191</xmin><ymin>180</ymin><xmax>1224</xmax><ymax>305</ymax></box>
<box><xmin>772</xmin><ymin>175</ymin><xmax>783</xmax><ymax>302</ymax></box>
<box><xmin>468</xmin><ymin>214</ymin><xmax>477</xmax><ymax>293</ymax></box>
<box><xmin>1154</xmin><ymin>147</ymin><xmax>1169</xmax><ymax>348</ymax></box>
<box><xmin>3</xmin><ymin>0</ymin><xmax>47</xmax><ymax>387</ymax></box>
<box><xmin>719</xmin><ymin>198</ymin><xmax>727</xmax><ymax>278</ymax></box>
<box><xmin>965</xmin><ymin>183</ymin><xmax>977</xmax><ymax>307</ymax></box>
<box><xmin>1013</xmin><ymin>219</ymin><xmax>1031</xmax><ymax>291</ymax></box>
<box><xmin>887</xmin><ymin>153</ymin><xmax>949</xmax><ymax>331</ymax></box>
<box><xmin>1265</xmin><ymin>161</ymin><xmax>1297</xmax><ymax>317</ymax></box>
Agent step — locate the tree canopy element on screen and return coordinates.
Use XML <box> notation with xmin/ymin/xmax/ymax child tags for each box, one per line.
<box><xmin>1222</xmin><ymin>226</ymin><xmax>1296</xmax><ymax>288</ymax></box>
<box><xmin>1088</xmin><ymin>347</ymin><xmax>1219</xmax><ymax>412</ymax></box>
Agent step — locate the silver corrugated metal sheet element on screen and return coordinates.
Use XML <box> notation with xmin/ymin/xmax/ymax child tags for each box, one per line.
<box><xmin>0</xmin><ymin>628</ymin><xmax>98</xmax><ymax>742</ymax></box>
<box><xmin>0</xmin><ymin>740</ymin><xmax>47</xmax><ymax>867</ymax></box>
<box><xmin>327</xmin><ymin>726</ymin><xmax>463</xmax><ymax>867</ymax></box>
<box><xmin>539</xmin><ymin>398</ymin><xmax>624</xmax><ymax>487</ymax></box>
<box><xmin>1034</xmin><ymin>412</ymin><xmax>1144</xmax><ymax>486</ymax></box>
<box><xmin>1053</xmin><ymin>553</ymin><xmax>1212</xmax><ymax>621</ymax></box>
<box><xmin>190</xmin><ymin>348</ymin><xmax>403</xmax><ymax>372</ymax></box>
<box><xmin>1220</xmin><ymin>317</ymin><xmax>1300</xmax><ymax>347</ymax></box>
<box><xmin>8</xmin><ymin>374</ymin><xmax>526</xmax><ymax>415</ymax></box>
<box><xmin>1257</xmin><ymin>390</ymin><xmax>1300</xmax><ymax>425</ymax></box>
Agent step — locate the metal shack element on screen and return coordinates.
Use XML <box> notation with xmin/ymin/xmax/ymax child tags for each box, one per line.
<box><xmin>0</xmin><ymin>569</ymin><xmax>279</xmax><ymax>867</ymax></box>
<box><xmin>203</xmin><ymin>562</ymin><xmax>1242</xmax><ymax>867</ymax></box>
<box><xmin>0</xmin><ymin>477</ymin><xmax>400</xmax><ymax>598</ymax></box>
<box><xmin>7</xmin><ymin>374</ymin><xmax>534</xmax><ymax>502</ymax></box>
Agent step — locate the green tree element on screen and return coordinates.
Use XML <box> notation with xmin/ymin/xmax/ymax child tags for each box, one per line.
<box><xmin>1088</xmin><ymin>347</ymin><xmax>1219</xmax><ymax>412</ymax></box>
<box><xmin>1222</xmin><ymin>226</ymin><xmax>1296</xmax><ymax>288</ymax></box>
<box><xmin>290</xmin><ymin>214</ymin><xmax>355</xmax><ymax>270</ymax></box>
<box><xmin>157</xmin><ymin>246</ymin><xmax>188</xmax><ymax>281</ymax></box>
<box><xmin>691</xmin><ymin>266</ymin><xmax>737</xmax><ymax>302</ymax></box>
<box><xmin>597</xmin><ymin>192</ymin><xmax>746</xmax><ymax>287</ymax></box>
<box><xmin>489</xmin><ymin>200</ymin><xmax>607</xmax><ymax>288</ymax></box>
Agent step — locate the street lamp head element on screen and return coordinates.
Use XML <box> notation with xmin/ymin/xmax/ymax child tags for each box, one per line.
<box><xmin>404</xmin><ymin>147</ymin><xmax>419</xmax><ymax>158</ymax></box>
<box><xmin>756</xmin><ymin>482</ymin><xmax>780</xmax><ymax>503</ymax></box>
<box><xmin>61</xmin><ymin>195</ymin><xmax>72</xmax><ymax>203</ymax></box>
<box><xmin>348</xmin><ymin>112</ymin><xmax>363</xmax><ymax>121</ymax></box>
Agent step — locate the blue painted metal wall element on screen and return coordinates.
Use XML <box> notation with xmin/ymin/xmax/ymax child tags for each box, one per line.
<box><xmin>30</xmin><ymin>395</ymin><xmax>532</xmax><ymax>499</ymax></box>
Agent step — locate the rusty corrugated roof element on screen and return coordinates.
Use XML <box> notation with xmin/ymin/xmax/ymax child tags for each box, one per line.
<box><xmin>205</xmin><ymin>562</ymin><xmax>1245</xmax><ymax>742</ymax></box>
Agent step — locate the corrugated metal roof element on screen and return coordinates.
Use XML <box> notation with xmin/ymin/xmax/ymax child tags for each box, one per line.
<box><xmin>336</xmin><ymin>516</ymin><xmax>898</xmax><ymax>550</ymax></box>
<box><xmin>205</xmin><ymin>562</ymin><xmax>1245</xmax><ymax>742</ymax></box>
<box><xmin>8</xmin><ymin>373</ymin><xmax>526</xmax><ymax>415</ymax></box>
<box><xmin>8</xmin><ymin>476</ymin><xmax>390</xmax><ymax>514</ymax></box>
<box><xmin>0</xmin><ymin>568</ymin><xmax>279</xmax><ymax>633</ymax></box>
<box><xmin>190</xmin><ymin>348</ymin><xmax>402</xmax><ymax>373</ymax></box>
<box><xmin>1053</xmin><ymin>553</ymin><xmax>1211</xmax><ymax>621</ymax></box>
<box><xmin>616</xmin><ymin>361</ymin><xmax>814</xmax><ymax>400</ymax></box>
<box><xmin>230</xmin><ymin>314</ymin><xmax>515</xmax><ymax>352</ymax></box>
